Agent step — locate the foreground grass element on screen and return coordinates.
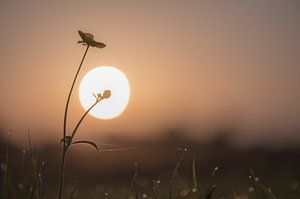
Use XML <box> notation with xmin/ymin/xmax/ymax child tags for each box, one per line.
<box><xmin>0</xmin><ymin>135</ymin><xmax>287</xmax><ymax>199</ymax></box>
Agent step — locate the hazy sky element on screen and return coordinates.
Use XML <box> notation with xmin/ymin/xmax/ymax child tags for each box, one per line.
<box><xmin>0</xmin><ymin>0</ymin><xmax>299</xmax><ymax>147</ymax></box>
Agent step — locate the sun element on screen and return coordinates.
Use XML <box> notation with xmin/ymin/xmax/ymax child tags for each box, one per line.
<box><xmin>79</xmin><ymin>66</ymin><xmax>130</xmax><ymax>119</ymax></box>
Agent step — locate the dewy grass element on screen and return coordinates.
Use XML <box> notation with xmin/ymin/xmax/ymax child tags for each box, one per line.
<box><xmin>169</xmin><ymin>151</ymin><xmax>185</xmax><ymax>199</ymax></box>
<box><xmin>249</xmin><ymin>169</ymin><xmax>278</xmax><ymax>199</ymax></box>
<box><xmin>0</xmin><ymin>136</ymin><xmax>283</xmax><ymax>199</ymax></box>
<box><xmin>58</xmin><ymin>30</ymin><xmax>108</xmax><ymax>199</ymax></box>
<box><xmin>192</xmin><ymin>155</ymin><xmax>199</xmax><ymax>199</ymax></box>
<box><xmin>2</xmin><ymin>132</ymin><xmax>11</xmax><ymax>199</ymax></box>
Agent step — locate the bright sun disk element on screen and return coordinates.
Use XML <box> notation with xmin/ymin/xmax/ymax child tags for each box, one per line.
<box><xmin>79</xmin><ymin>66</ymin><xmax>130</xmax><ymax>119</ymax></box>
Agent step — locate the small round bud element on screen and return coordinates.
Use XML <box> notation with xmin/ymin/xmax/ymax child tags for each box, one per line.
<box><xmin>102</xmin><ymin>90</ymin><xmax>111</xmax><ymax>99</ymax></box>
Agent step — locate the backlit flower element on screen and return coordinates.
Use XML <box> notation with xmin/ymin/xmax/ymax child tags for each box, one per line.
<box><xmin>78</xmin><ymin>30</ymin><xmax>106</xmax><ymax>48</ymax></box>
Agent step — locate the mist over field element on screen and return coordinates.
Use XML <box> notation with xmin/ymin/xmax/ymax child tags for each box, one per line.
<box><xmin>1</xmin><ymin>0</ymin><xmax>300</xmax><ymax>148</ymax></box>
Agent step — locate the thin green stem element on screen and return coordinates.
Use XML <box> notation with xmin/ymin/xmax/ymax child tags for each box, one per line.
<box><xmin>59</xmin><ymin>98</ymin><xmax>102</xmax><ymax>199</ymax></box>
<box><xmin>58</xmin><ymin>147</ymin><xmax>66</xmax><ymax>199</ymax></box>
<box><xmin>63</xmin><ymin>45</ymin><xmax>90</xmax><ymax>144</ymax></box>
<box><xmin>59</xmin><ymin>45</ymin><xmax>89</xmax><ymax>199</ymax></box>
<box><xmin>70</xmin><ymin>98</ymin><xmax>103</xmax><ymax>140</ymax></box>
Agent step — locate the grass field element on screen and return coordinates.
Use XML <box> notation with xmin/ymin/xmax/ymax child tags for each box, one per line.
<box><xmin>2</xmin><ymin>133</ymin><xmax>300</xmax><ymax>199</ymax></box>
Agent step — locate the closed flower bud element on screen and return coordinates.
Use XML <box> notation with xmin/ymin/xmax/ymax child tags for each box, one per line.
<box><xmin>102</xmin><ymin>90</ymin><xmax>111</xmax><ymax>99</ymax></box>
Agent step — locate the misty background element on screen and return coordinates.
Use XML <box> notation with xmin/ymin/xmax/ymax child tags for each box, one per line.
<box><xmin>1</xmin><ymin>1</ymin><xmax>300</xmax><ymax>198</ymax></box>
<box><xmin>0</xmin><ymin>1</ymin><xmax>300</xmax><ymax>148</ymax></box>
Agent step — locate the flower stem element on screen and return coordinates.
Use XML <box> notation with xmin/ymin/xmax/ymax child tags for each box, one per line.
<box><xmin>59</xmin><ymin>45</ymin><xmax>90</xmax><ymax>199</ymax></box>
<box><xmin>58</xmin><ymin>147</ymin><xmax>67</xmax><ymax>199</ymax></box>
<box><xmin>63</xmin><ymin>45</ymin><xmax>90</xmax><ymax>143</ymax></box>
<box><xmin>70</xmin><ymin>98</ymin><xmax>103</xmax><ymax>140</ymax></box>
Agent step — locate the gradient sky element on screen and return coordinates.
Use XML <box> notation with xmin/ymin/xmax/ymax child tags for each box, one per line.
<box><xmin>0</xmin><ymin>0</ymin><xmax>299</xmax><ymax>147</ymax></box>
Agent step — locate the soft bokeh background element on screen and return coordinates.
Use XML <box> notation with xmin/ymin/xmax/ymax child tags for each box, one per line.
<box><xmin>0</xmin><ymin>0</ymin><xmax>300</xmax><ymax>148</ymax></box>
<box><xmin>1</xmin><ymin>1</ymin><xmax>300</xmax><ymax>198</ymax></box>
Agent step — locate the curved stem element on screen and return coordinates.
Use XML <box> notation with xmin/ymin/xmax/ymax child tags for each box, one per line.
<box><xmin>59</xmin><ymin>45</ymin><xmax>89</xmax><ymax>199</ymax></box>
<box><xmin>70</xmin><ymin>98</ymin><xmax>103</xmax><ymax>140</ymax></box>
<box><xmin>63</xmin><ymin>45</ymin><xmax>90</xmax><ymax>143</ymax></box>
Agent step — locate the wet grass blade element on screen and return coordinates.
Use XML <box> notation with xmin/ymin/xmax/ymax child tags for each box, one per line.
<box><xmin>2</xmin><ymin>133</ymin><xmax>11</xmax><ymax>199</ymax></box>
<box><xmin>37</xmin><ymin>174</ymin><xmax>44</xmax><ymax>199</ymax></box>
<box><xmin>192</xmin><ymin>155</ymin><xmax>199</xmax><ymax>199</ymax></box>
<box><xmin>169</xmin><ymin>152</ymin><xmax>185</xmax><ymax>199</ymax></box>
<box><xmin>205</xmin><ymin>166</ymin><xmax>218</xmax><ymax>199</ymax></box>
<box><xmin>249</xmin><ymin>170</ymin><xmax>262</xmax><ymax>199</ymax></box>
<box><xmin>126</xmin><ymin>163</ymin><xmax>139</xmax><ymax>199</ymax></box>
<box><xmin>152</xmin><ymin>180</ymin><xmax>160</xmax><ymax>199</ymax></box>
<box><xmin>249</xmin><ymin>170</ymin><xmax>277</xmax><ymax>199</ymax></box>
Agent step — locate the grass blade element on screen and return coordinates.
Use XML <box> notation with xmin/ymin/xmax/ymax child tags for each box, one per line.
<box><xmin>192</xmin><ymin>155</ymin><xmax>199</xmax><ymax>199</ymax></box>
<box><xmin>169</xmin><ymin>152</ymin><xmax>185</xmax><ymax>199</ymax></box>
<box><xmin>152</xmin><ymin>180</ymin><xmax>160</xmax><ymax>199</ymax></box>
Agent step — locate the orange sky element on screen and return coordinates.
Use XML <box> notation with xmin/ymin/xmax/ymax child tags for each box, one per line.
<box><xmin>0</xmin><ymin>1</ymin><xmax>300</xmax><ymax>147</ymax></box>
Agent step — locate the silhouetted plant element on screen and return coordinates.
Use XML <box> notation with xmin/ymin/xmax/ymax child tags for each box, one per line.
<box><xmin>249</xmin><ymin>169</ymin><xmax>278</xmax><ymax>199</ymax></box>
<box><xmin>58</xmin><ymin>30</ymin><xmax>109</xmax><ymax>199</ymax></box>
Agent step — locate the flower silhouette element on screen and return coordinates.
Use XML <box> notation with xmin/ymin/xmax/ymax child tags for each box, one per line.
<box><xmin>78</xmin><ymin>30</ymin><xmax>106</xmax><ymax>48</ymax></box>
<box><xmin>102</xmin><ymin>90</ymin><xmax>111</xmax><ymax>99</ymax></box>
<box><xmin>92</xmin><ymin>90</ymin><xmax>111</xmax><ymax>100</ymax></box>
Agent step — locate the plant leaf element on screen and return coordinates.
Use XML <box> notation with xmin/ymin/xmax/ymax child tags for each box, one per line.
<box><xmin>71</xmin><ymin>140</ymin><xmax>99</xmax><ymax>151</ymax></box>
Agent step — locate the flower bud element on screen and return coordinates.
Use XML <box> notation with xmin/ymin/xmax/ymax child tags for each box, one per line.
<box><xmin>102</xmin><ymin>90</ymin><xmax>111</xmax><ymax>99</ymax></box>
